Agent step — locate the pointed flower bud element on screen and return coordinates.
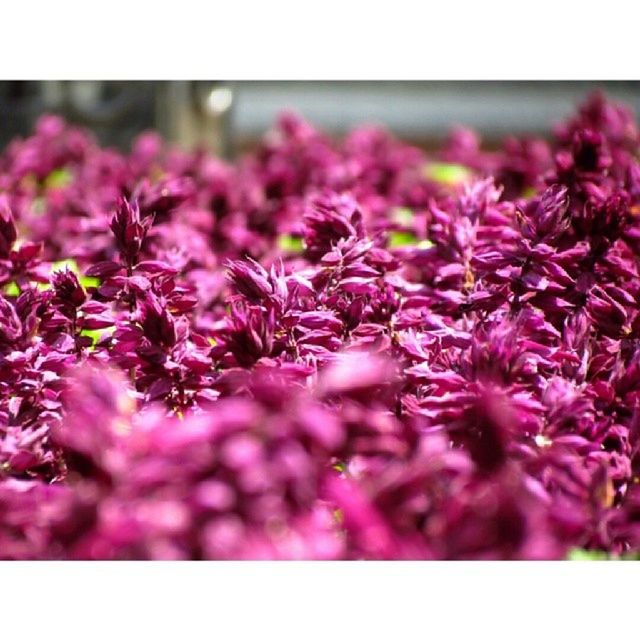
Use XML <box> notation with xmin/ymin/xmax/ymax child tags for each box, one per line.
<box><xmin>109</xmin><ymin>197</ymin><xmax>153</xmax><ymax>267</ymax></box>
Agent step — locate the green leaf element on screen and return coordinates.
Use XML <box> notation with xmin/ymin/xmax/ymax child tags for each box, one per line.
<box><xmin>391</xmin><ymin>207</ymin><xmax>415</xmax><ymax>225</ymax></box>
<box><xmin>616</xmin><ymin>553</ymin><xmax>640</xmax><ymax>561</ymax></box>
<box><xmin>50</xmin><ymin>259</ymin><xmax>99</xmax><ymax>288</ymax></box>
<box><xmin>80</xmin><ymin>327</ymin><xmax>115</xmax><ymax>350</ymax></box>
<box><xmin>80</xmin><ymin>275</ymin><xmax>100</xmax><ymax>289</ymax></box>
<box><xmin>80</xmin><ymin>328</ymin><xmax>102</xmax><ymax>346</ymax></box>
<box><xmin>277</xmin><ymin>234</ymin><xmax>304</xmax><ymax>253</ymax></box>
<box><xmin>51</xmin><ymin>258</ymin><xmax>80</xmax><ymax>274</ymax></box>
<box><xmin>388</xmin><ymin>231</ymin><xmax>419</xmax><ymax>248</ymax></box>
<box><xmin>388</xmin><ymin>231</ymin><xmax>434</xmax><ymax>249</ymax></box>
<box><xmin>567</xmin><ymin>548</ymin><xmax>610</xmax><ymax>561</ymax></box>
<box><xmin>568</xmin><ymin>547</ymin><xmax>640</xmax><ymax>561</ymax></box>
<box><xmin>4</xmin><ymin>259</ymin><xmax>99</xmax><ymax>296</ymax></box>
<box><xmin>44</xmin><ymin>168</ymin><xmax>73</xmax><ymax>190</ymax></box>
<box><xmin>3</xmin><ymin>282</ymin><xmax>20</xmax><ymax>296</ymax></box>
<box><xmin>424</xmin><ymin>162</ymin><xmax>472</xmax><ymax>186</ymax></box>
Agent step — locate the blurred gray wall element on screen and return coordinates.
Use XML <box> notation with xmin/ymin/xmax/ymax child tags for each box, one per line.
<box><xmin>1</xmin><ymin>81</ymin><xmax>639</xmax><ymax>155</ymax></box>
<box><xmin>228</xmin><ymin>82</ymin><xmax>640</xmax><ymax>147</ymax></box>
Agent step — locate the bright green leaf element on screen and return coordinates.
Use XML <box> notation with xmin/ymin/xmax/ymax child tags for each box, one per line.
<box><xmin>568</xmin><ymin>548</ymin><xmax>640</xmax><ymax>561</ymax></box>
<box><xmin>44</xmin><ymin>168</ymin><xmax>73</xmax><ymax>190</ymax></box>
<box><xmin>80</xmin><ymin>275</ymin><xmax>100</xmax><ymax>289</ymax></box>
<box><xmin>80</xmin><ymin>328</ymin><xmax>102</xmax><ymax>346</ymax></box>
<box><xmin>277</xmin><ymin>234</ymin><xmax>304</xmax><ymax>253</ymax></box>
<box><xmin>388</xmin><ymin>231</ymin><xmax>434</xmax><ymax>250</ymax></box>
<box><xmin>424</xmin><ymin>162</ymin><xmax>472</xmax><ymax>186</ymax></box>
<box><xmin>80</xmin><ymin>327</ymin><xmax>114</xmax><ymax>350</ymax></box>
<box><xmin>3</xmin><ymin>282</ymin><xmax>20</xmax><ymax>296</ymax></box>
<box><xmin>388</xmin><ymin>231</ymin><xmax>419</xmax><ymax>248</ymax></box>
<box><xmin>567</xmin><ymin>548</ymin><xmax>609</xmax><ymax>561</ymax></box>
<box><xmin>51</xmin><ymin>258</ymin><xmax>80</xmax><ymax>274</ymax></box>
<box><xmin>49</xmin><ymin>259</ymin><xmax>98</xmax><ymax>288</ymax></box>
<box><xmin>4</xmin><ymin>259</ymin><xmax>99</xmax><ymax>296</ymax></box>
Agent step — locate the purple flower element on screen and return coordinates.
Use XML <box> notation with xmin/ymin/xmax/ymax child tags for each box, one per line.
<box><xmin>51</xmin><ymin>268</ymin><xmax>86</xmax><ymax>313</ymax></box>
<box><xmin>225</xmin><ymin>303</ymin><xmax>276</xmax><ymax>368</ymax></box>
<box><xmin>226</xmin><ymin>257</ymin><xmax>275</xmax><ymax>304</ymax></box>
<box><xmin>2</xmin><ymin>92</ymin><xmax>640</xmax><ymax>559</ymax></box>
<box><xmin>0</xmin><ymin>198</ymin><xmax>18</xmax><ymax>260</ymax></box>
<box><xmin>518</xmin><ymin>185</ymin><xmax>570</xmax><ymax>244</ymax></box>
<box><xmin>138</xmin><ymin>176</ymin><xmax>195</xmax><ymax>221</ymax></box>
<box><xmin>109</xmin><ymin>197</ymin><xmax>153</xmax><ymax>271</ymax></box>
<box><xmin>303</xmin><ymin>192</ymin><xmax>364</xmax><ymax>261</ymax></box>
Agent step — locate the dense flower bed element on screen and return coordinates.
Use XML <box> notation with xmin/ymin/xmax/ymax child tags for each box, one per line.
<box><xmin>2</xmin><ymin>93</ymin><xmax>640</xmax><ymax>559</ymax></box>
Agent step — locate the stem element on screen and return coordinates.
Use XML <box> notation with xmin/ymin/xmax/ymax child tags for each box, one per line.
<box><xmin>126</xmin><ymin>260</ymin><xmax>135</xmax><ymax>315</ymax></box>
<box><xmin>510</xmin><ymin>256</ymin><xmax>532</xmax><ymax>316</ymax></box>
<box><xmin>71</xmin><ymin>313</ymin><xmax>82</xmax><ymax>360</ymax></box>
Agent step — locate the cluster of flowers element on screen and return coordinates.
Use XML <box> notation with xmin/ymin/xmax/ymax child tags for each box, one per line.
<box><xmin>2</xmin><ymin>93</ymin><xmax>640</xmax><ymax>559</ymax></box>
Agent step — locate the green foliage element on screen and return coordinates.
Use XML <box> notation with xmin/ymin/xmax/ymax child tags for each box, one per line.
<box><xmin>51</xmin><ymin>259</ymin><xmax>100</xmax><ymax>289</ymax></box>
<box><xmin>388</xmin><ymin>231</ymin><xmax>418</xmax><ymax>248</ymax></box>
<box><xmin>3</xmin><ymin>281</ymin><xmax>20</xmax><ymax>296</ymax></box>
<box><xmin>80</xmin><ymin>327</ymin><xmax>114</xmax><ymax>351</ymax></box>
<box><xmin>277</xmin><ymin>234</ymin><xmax>304</xmax><ymax>253</ymax></box>
<box><xmin>567</xmin><ymin>548</ymin><xmax>609</xmax><ymax>561</ymax></box>
<box><xmin>3</xmin><ymin>258</ymin><xmax>100</xmax><ymax>297</ymax></box>
<box><xmin>567</xmin><ymin>548</ymin><xmax>640</xmax><ymax>561</ymax></box>
<box><xmin>424</xmin><ymin>162</ymin><xmax>472</xmax><ymax>186</ymax></box>
<box><xmin>79</xmin><ymin>328</ymin><xmax>102</xmax><ymax>347</ymax></box>
<box><xmin>388</xmin><ymin>231</ymin><xmax>434</xmax><ymax>249</ymax></box>
<box><xmin>44</xmin><ymin>168</ymin><xmax>73</xmax><ymax>190</ymax></box>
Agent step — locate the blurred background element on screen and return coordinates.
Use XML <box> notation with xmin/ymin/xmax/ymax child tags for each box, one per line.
<box><xmin>2</xmin><ymin>81</ymin><xmax>639</xmax><ymax>157</ymax></box>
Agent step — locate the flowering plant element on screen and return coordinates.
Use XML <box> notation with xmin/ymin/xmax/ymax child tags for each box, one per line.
<box><xmin>2</xmin><ymin>94</ymin><xmax>640</xmax><ymax>559</ymax></box>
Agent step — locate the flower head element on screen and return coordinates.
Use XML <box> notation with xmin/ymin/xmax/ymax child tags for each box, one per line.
<box><xmin>109</xmin><ymin>197</ymin><xmax>153</xmax><ymax>268</ymax></box>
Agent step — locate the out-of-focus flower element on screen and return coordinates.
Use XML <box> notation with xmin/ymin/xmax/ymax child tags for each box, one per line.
<box><xmin>303</xmin><ymin>192</ymin><xmax>364</xmax><ymax>261</ymax></box>
<box><xmin>0</xmin><ymin>198</ymin><xmax>18</xmax><ymax>259</ymax></box>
